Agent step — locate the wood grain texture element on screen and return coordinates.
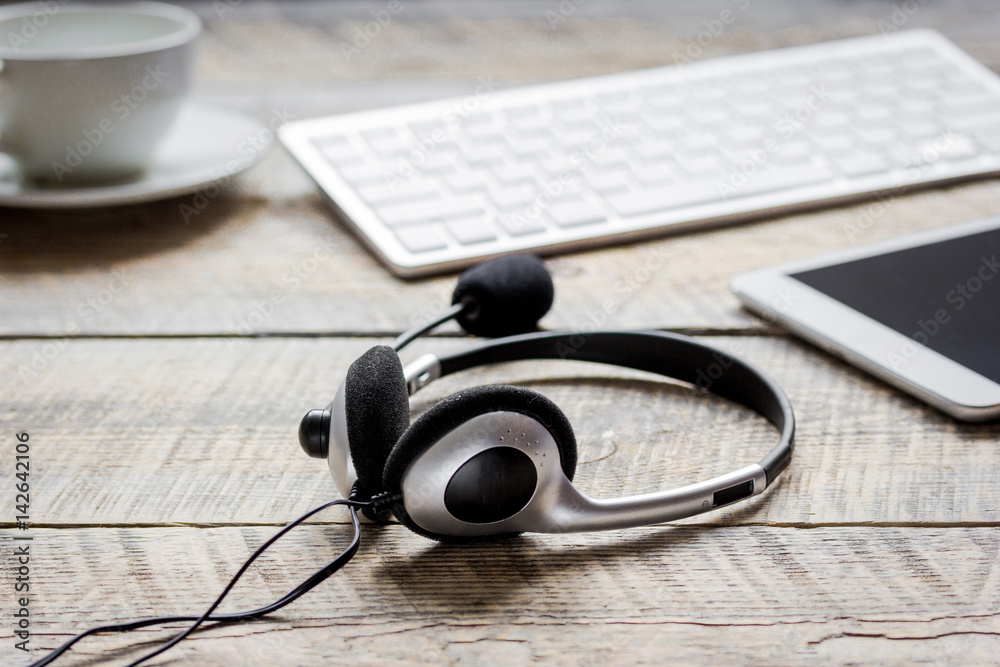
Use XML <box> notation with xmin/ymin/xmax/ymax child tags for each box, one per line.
<box><xmin>187</xmin><ymin>0</ymin><xmax>1000</xmax><ymax>84</ymax></box>
<box><xmin>3</xmin><ymin>4</ymin><xmax>1000</xmax><ymax>665</ymax></box>
<box><xmin>4</xmin><ymin>4</ymin><xmax>1000</xmax><ymax>336</ymax></box>
<box><xmin>3</xmin><ymin>336</ymin><xmax>998</xmax><ymax>526</ymax></box>
<box><xmin>4</xmin><ymin>171</ymin><xmax>1000</xmax><ymax>336</ymax></box>
<box><xmin>5</xmin><ymin>525</ymin><xmax>998</xmax><ymax>665</ymax></box>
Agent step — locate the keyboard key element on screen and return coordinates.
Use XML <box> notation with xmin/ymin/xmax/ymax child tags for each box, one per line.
<box><xmin>855</xmin><ymin>126</ymin><xmax>897</xmax><ymax>147</ymax></box>
<box><xmin>505</xmin><ymin>105</ymin><xmax>542</xmax><ymax>119</ymax></box>
<box><xmin>975</xmin><ymin>129</ymin><xmax>1000</xmax><ymax>153</ymax></box>
<box><xmin>633</xmin><ymin>163</ymin><xmax>678</xmax><ymax>186</ymax></box>
<box><xmin>497</xmin><ymin>213</ymin><xmax>546</xmax><ymax>236</ymax></box>
<box><xmin>832</xmin><ymin>153</ymin><xmax>890</xmax><ymax>177</ymax></box>
<box><xmin>896</xmin><ymin>119</ymin><xmax>941</xmax><ymax>139</ymax></box>
<box><xmin>538</xmin><ymin>154</ymin><xmax>575</xmax><ymax>175</ymax></box>
<box><xmin>556</xmin><ymin>107</ymin><xmax>597</xmax><ymax>126</ymax></box>
<box><xmin>337</xmin><ymin>162</ymin><xmax>397</xmax><ymax>185</ymax></box>
<box><xmin>591</xmin><ymin>146</ymin><xmax>632</xmax><ymax>168</ymax></box>
<box><xmin>547</xmin><ymin>199</ymin><xmax>606</xmax><ymax>228</ymax></box>
<box><xmin>367</xmin><ymin>133</ymin><xmax>410</xmax><ymax>156</ymax></box>
<box><xmin>394</xmin><ymin>225</ymin><xmax>449</xmax><ymax>253</ymax></box>
<box><xmin>735</xmin><ymin>79</ymin><xmax>769</xmax><ymax>96</ymax></box>
<box><xmin>506</xmin><ymin>135</ymin><xmax>551</xmax><ymax>158</ymax></box>
<box><xmin>812</xmin><ymin>134</ymin><xmax>855</xmax><ymax>155</ymax></box>
<box><xmin>607</xmin><ymin>182</ymin><xmax>723</xmax><ymax>217</ymax></box>
<box><xmin>491</xmin><ymin>185</ymin><xmax>538</xmax><ymax>210</ymax></box>
<box><xmin>726</xmin><ymin>125</ymin><xmax>765</xmax><ymax>145</ymax></box>
<box><xmin>375</xmin><ymin>196</ymin><xmax>485</xmax><ymax>227</ymax></box>
<box><xmin>317</xmin><ymin>140</ymin><xmax>364</xmax><ymax>165</ymax></box>
<box><xmin>409</xmin><ymin>121</ymin><xmax>447</xmax><ymax>136</ymax></box>
<box><xmin>492</xmin><ymin>164</ymin><xmax>536</xmax><ymax>186</ymax></box>
<box><xmin>509</xmin><ymin>114</ymin><xmax>550</xmax><ymax>134</ymax></box>
<box><xmin>356</xmin><ymin>178</ymin><xmax>441</xmax><ymax>207</ymax></box>
<box><xmin>633</xmin><ymin>140</ymin><xmax>676</xmax><ymax>162</ymax></box>
<box><xmin>584</xmin><ymin>169</ymin><xmax>632</xmax><ymax>194</ymax></box>
<box><xmin>678</xmin><ymin>132</ymin><xmax>718</xmax><ymax>152</ymax></box>
<box><xmin>460</xmin><ymin>144</ymin><xmax>506</xmax><ymax>165</ymax></box>
<box><xmin>939</xmin><ymin>136</ymin><xmax>980</xmax><ymax>161</ymax></box>
<box><xmin>281</xmin><ymin>29</ymin><xmax>1000</xmax><ymax>276</ymax></box>
<box><xmin>643</xmin><ymin>114</ymin><xmax>686</xmax><ymax>133</ymax></box>
<box><xmin>735</xmin><ymin>164</ymin><xmax>832</xmax><ymax>196</ymax></box>
<box><xmin>857</xmin><ymin>105</ymin><xmax>894</xmax><ymax>124</ymax></box>
<box><xmin>420</xmin><ymin>152</ymin><xmax>459</xmax><ymax>173</ymax></box>
<box><xmin>683</xmin><ymin>153</ymin><xmax>723</xmax><ymax>174</ymax></box>
<box><xmin>552</xmin><ymin>128</ymin><xmax>598</xmax><ymax>150</ymax></box>
<box><xmin>813</xmin><ymin>111</ymin><xmax>851</xmax><ymax>130</ymax></box>
<box><xmin>446</xmin><ymin>217</ymin><xmax>498</xmax><ymax>245</ymax></box>
<box><xmin>445</xmin><ymin>171</ymin><xmax>489</xmax><ymax>193</ymax></box>
<box><xmin>736</xmin><ymin>100</ymin><xmax>773</xmax><ymax>117</ymax></box>
<box><xmin>465</xmin><ymin>123</ymin><xmax>505</xmax><ymax>143</ymax></box>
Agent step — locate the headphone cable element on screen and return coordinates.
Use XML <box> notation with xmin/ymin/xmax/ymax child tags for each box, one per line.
<box><xmin>391</xmin><ymin>301</ymin><xmax>468</xmax><ymax>352</ymax></box>
<box><xmin>26</xmin><ymin>489</ymin><xmax>397</xmax><ymax>667</ymax></box>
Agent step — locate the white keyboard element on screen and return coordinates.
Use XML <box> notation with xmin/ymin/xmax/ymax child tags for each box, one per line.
<box><xmin>280</xmin><ymin>30</ymin><xmax>1000</xmax><ymax>277</ymax></box>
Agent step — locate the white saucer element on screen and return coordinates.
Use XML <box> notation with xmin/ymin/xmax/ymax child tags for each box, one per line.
<box><xmin>0</xmin><ymin>103</ymin><xmax>272</xmax><ymax>208</ymax></box>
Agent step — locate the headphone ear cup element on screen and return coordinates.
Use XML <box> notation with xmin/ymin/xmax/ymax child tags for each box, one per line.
<box><xmin>344</xmin><ymin>345</ymin><xmax>410</xmax><ymax>515</ymax></box>
<box><xmin>382</xmin><ymin>384</ymin><xmax>578</xmax><ymax>542</ymax></box>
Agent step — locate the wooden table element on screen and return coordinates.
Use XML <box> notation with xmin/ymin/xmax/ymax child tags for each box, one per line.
<box><xmin>3</xmin><ymin>1</ymin><xmax>999</xmax><ymax>664</ymax></box>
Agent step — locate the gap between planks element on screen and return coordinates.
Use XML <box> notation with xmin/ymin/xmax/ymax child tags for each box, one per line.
<box><xmin>3</xmin><ymin>521</ymin><xmax>999</xmax><ymax>530</ymax></box>
<box><xmin>0</xmin><ymin>327</ymin><xmax>785</xmax><ymax>342</ymax></box>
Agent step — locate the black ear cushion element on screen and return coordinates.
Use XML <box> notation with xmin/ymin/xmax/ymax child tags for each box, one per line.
<box><xmin>382</xmin><ymin>384</ymin><xmax>577</xmax><ymax>542</ymax></box>
<box><xmin>345</xmin><ymin>346</ymin><xmax>410</xmax><ymax>510</ymax></box>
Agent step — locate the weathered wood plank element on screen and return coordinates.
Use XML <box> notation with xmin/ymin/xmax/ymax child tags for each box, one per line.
<box><xmin>4</xmin><ymin>169</ymin><xmax>1000</xmax><ymax>336</ymax></box>
<box><xmin>4</xmin><ymin>8</ymin><xmax>1000</xmax><ymax>336</ymax></box>
<box><xmin>188</xmin><ymin>1</ymin><xmax>1000</xmax><ymax>84</ymax></box>
<box><xmin>7</xmin><ymin>525</ymin><xmax>998</xmax><ymax>664</ymax></box>
<box><xmin>3</xmin><ymin>336</ymin><xmax>998</xmax><ymax>526</ymax></box>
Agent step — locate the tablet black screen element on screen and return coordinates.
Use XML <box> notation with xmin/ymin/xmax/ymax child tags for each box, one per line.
<box><xmin>791</xmin><ymin>228</ymin><xmax>1000</xmax><ymax>383</ymax></box>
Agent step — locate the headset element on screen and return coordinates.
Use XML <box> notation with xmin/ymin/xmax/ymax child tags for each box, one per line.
<box><xmin>298</xmin><ymin>253</ymin><xmax>794</xmax><ymax>541</ymax></box>
<box><xmin>32</xmin><ymin>253</ymin><xmax>793</xmax><ymax>667</ymax></box>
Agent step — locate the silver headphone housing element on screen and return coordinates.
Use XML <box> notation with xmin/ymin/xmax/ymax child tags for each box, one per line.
<box><xmin>320</xmin><ymin>331</ymin><xmax>793</xmax><ymax>539</ymax></box>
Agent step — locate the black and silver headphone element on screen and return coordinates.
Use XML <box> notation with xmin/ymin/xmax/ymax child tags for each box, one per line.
<box><xmin>298</xmin><ymin>254</ymin><xmax>794</xmax><ymax>541</ymax></box>
<box><xmin>32</xmin><ymin>254</ymin><xmax>794</xmax><ymax>667</ymax></box>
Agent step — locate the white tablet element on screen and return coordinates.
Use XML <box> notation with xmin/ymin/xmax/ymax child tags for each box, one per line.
<box><xmin>731</xmin><ymin>216</ymin><xmax>1000</xmax><ymax>422</ymax></box>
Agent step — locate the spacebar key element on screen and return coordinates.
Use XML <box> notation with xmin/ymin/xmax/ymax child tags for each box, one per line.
<box><xmin>375</xmin><ymin>196</ymin><xmax>485</xmax><ymax>227</ymax></box>
<box><xmin>736</xmin><ymin>164</ymin><xmax>832</xmax><ymax>196</ymax></box>
<box><xmin>608</xmin><ymin>165</ymin><xmax>832</xmax><ymax>218</ymax></box>
<box><xmin>607</xmin><ymin>182</ymin><xmax>724</xmax><ymax>218</ymax></box>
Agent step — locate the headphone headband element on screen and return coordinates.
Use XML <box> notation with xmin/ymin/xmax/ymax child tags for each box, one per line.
<box><xmin>399</xmin><ymin>330</ymin><xmax>793</xmax><ymax>533</ymax></box>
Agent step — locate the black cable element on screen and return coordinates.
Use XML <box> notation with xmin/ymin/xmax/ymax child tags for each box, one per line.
<box><xmin>28</xmin><ymin>493</ymin><xmax>380</xmax><ymax>667</ymax></box>
<box><xmin>391</xmin><ymin>302</ymin><xmax>467</xmax><ymax>352</ymax></box>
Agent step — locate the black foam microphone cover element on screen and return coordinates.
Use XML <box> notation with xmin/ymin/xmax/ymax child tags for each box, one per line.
<box><xmin>452</xmin><ymin>254</ymin><xmax>554</xmax><ymax>337</ymax></box>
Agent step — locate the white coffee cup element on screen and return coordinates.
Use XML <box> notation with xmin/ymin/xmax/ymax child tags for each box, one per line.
<box><xmin>0</xmin><ymin>1</ymin><xmax>201</xmax><ymax>184</ymax></box>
